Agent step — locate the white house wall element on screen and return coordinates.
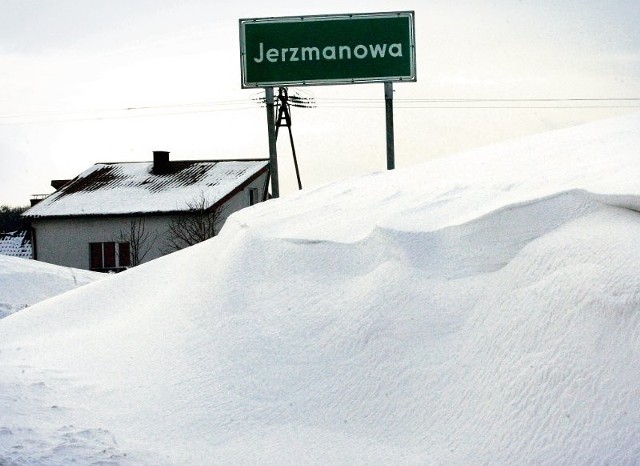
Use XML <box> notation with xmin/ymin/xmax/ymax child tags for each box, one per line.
<box><xmin>31</xmin><ymin>172</ymin><xmax>269</xmax><ymax>271</ymax></box>
<box><xmin>218</xmin><ymin>172</ymin><xmax>268</xmax><ymax>221</ymax></box>
<box><xmin>32</xmin><ymin>216</ymin><xmax>171</xmax><ymax>269</ymax></box>
<box><xmin>210</xmin><ymin>171</ymin><xmax>268</xmax><ymax>232</ymax></box>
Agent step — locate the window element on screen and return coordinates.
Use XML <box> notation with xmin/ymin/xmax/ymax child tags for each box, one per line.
<box><xmin>103</xmin><ymin>242</ymin><xmax>116</xmax><ymax>268</ymax></box>
<box><xmin>119</xmin><ymin>242</ymin><xmax>131</xmax><ymax>267</ymax></box>
<box><xmin>89</xmin><ymin>242</ymin><xmax>130</xmax><ymax>272</ymax></box>
<box><xmin>249</xmin><ymin>187</ymin><xmax>259</xmax><ymax>206</ymax></box>
<box><xmin>90</xmin><ymin>243</ymin><xmax>102</xmax><ymax>270</ymax></box>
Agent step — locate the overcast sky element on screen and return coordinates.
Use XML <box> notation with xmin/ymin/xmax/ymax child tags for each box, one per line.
<box><xmin>1</xmin><ymin>0</ymin><xmax>639</xmax><ymax>206</ymax></box>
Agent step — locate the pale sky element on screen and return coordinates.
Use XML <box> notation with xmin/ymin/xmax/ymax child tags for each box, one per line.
<box><xmin>1</xmin><ymin>0</ymin><xmax>639</xmax><ymax>206</ymax></box>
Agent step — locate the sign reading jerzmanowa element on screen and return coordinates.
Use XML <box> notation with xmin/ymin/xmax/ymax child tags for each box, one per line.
<box><xmin>239</xmin><ymin>11</ymin><xmax>416</xmax><ymax>88</ymax></box>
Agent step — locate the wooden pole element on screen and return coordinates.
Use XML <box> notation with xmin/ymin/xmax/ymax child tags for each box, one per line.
<box><xmin>274</xmin><ymin>88</ymin><xmax>302</xmax><ymax>190</ymax></box>
<box><xmin>287</xmin><ymin>123</ymin><xmax>302</xmax><ymax>190</ymax></box>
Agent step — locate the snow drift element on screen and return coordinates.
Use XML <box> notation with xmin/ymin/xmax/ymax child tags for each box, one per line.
<box><xmin>0</xmin><ymin>255</ymin><xmax>105</xmax><ymax>319</ymax></box>
<box><xmin>1</xmin><ymin>113</ymin><xmax>640</xmax><ymax>464</ymax></box>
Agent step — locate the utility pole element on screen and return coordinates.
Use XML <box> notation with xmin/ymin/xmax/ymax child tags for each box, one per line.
<box><xmin>275</xmin><ymin>87</ymin><xmax>303</xmax><ymax>190</ymax></box>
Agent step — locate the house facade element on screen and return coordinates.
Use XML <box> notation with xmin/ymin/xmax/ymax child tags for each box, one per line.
<box><xmin>23</xmin><ymin>152</ymin><xmax>269</xmax><ymax>272</ymax></box>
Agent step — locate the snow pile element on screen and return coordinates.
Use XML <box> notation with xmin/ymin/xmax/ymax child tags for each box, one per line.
<box><xmin>0</xmin><ymin>229</ymin><xmax>32</xmax><ymax>259</ymax></box>
<box><xmin>0</xmin><ymin>255</ymin><xmax>106</xmax><ymax>319</ymax></box>
<box><xmin>1</xmin><ymin>113</ymin><xmax>640</xmax><ymax>464</ymax></box>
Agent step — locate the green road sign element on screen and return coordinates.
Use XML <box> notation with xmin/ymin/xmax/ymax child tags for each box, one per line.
<box><xmin>239</xmin><ymin>11</ymin><xmax>416</xmax><ymax>88</ymax></box>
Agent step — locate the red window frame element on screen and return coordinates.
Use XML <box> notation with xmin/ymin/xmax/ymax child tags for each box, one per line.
<box><xmin>89</xmin><ymin>241</ymin><xmax>131</xmax><ymax>271</ymax></box>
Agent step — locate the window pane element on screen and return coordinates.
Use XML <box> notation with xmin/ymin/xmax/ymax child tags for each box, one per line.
<box><xmin>249</xmin><ymin>188</ymin><xmax>258</xmax><ymax>205</ymax></box>
<box><xmin>90</xmin><ymin>243</ymin><xmax>102</xmax><ymax>270</ymax></box>
<box><xmin>103</xmin><ymin>242</ymin><xmax>116</xmax><ymax>268</ymax></box>
<box><xmin>119</xmin><ymin>242</ymin><xmax>131</xmax><ymax>267</ymax></box>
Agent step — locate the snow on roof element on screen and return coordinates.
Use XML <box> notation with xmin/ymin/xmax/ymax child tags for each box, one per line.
<box><xmin>24</xmin><ymin>159</ymin><xmax>269</xmax><ymax>218</ymax></box>
<box><xmin>0</xmin><ymin>229</ymin><xmax>32</xmax><ymax>259</ymax></box>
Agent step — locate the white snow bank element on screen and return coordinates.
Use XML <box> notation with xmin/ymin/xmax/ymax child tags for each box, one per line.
<box><xmin>244</xmin><ymin>111</ymin><xmax>640</xmax><ymax>243</ymax></box>
<box><xmin>1</xmin><ymin>112</ymin><xmax>640</xmax><ymax>464</ymax></box>
<box><xmin>0</xmin><ymin>255</ymin><xmax>106</xmax><ymax>319</ymax></box>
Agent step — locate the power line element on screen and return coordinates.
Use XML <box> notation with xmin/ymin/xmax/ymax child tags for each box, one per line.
<box><xmin>0</xmin><ymin>99</ymin><xmax>254</xmax><ymax>119</ymax></box>
<box><xmin>312</xmin><ymin>97</ymin><xmax>640</xmax><ymax>109</ymax></box>
<box><xmin>0</xmin><ymin>101</ymin><xmax>258</xmax><ymax>125</ymax></box>
<box><xmin>316</xmin><ymin>97</ymin><xmax>640</xmax><ymax>102</ymax></box>
<box><xmin>319</xmin><ymin>104</ymin><xmax>640</xmax><ymax>109</ymax></box>
<box><xmin>1</xmin><ymin>96</ymin><xmax>639</xmax><ymax>125</ymax></box>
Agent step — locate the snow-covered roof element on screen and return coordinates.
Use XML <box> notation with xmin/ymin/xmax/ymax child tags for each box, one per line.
<box><xmin>24</xmin><ymin>159</ymin><xmax>269</xmax><ymax>218</ymax></box>
<box><xmin>0</xmin><ymin>229</ymin><xmax>32</xmax><ymax>259</ymax></box>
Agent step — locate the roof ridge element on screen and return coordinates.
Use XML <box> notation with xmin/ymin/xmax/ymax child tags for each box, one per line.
<box><xmin>94</xmin><ymin>158</ymin><xmax>269</xmax><ymax>165</ymax></box>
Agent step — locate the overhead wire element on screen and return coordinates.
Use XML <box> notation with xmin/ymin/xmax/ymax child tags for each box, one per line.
<box><xmin>311</xmin><ymin>97</ymin><xmax>640</xmax><ymax>109</ymax></box>
<box><xmin>1</xmin><ymin>96</ymin><xmax>639</xmax><ymax>125</ymax></box>
<box><xmin>0</xmin><ymin>99</ymin><xmax>259</xmax><ymax>125</ymax></box>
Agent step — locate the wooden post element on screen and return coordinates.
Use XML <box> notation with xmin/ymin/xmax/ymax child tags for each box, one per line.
<box><xmin>265</xmin><ymin>87</ymin><xmax>279</xmax><ymax>198</ymax></box>
<box><xmin>275</xmin><ymin>88</ymin><xmax>302</xmax><ymax>190</ymax></box>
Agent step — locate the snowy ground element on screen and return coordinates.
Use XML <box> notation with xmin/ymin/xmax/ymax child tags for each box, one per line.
<box><xmin>0</xmin><ymin>255</ymin><xmax>105</xmax><ymax>319</ymax></box>
<box><xmin>1</xmin><ymin>112</ymin><xmax>640</xmax><ymax>464</ymax></box>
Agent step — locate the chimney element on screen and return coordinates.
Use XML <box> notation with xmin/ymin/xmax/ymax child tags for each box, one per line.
<box><xmin>153</xmin><ymin>151</ymin><xmax>171</xmax><ymax>174</ymax></box>
<box><xmin>51</xmin><ymin>179</ymin><xmax>71</xmax><ymax>190</ymax></box>
<box><xmin>29</xmin><ymin>194</ymin><xmax>49</xmax><ymax>206</ymax></box>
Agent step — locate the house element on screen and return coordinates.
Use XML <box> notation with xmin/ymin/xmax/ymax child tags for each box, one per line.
<box><xmin>23</xmin><ymin>151</ymin><xmax>269</xmax><ymax>272</ymax></box>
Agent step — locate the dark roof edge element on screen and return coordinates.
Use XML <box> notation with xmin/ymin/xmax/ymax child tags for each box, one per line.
<box><xmin>27</xmin><ymin>210</ymin><xmax>211</xmax><ymax>220</ymax></box>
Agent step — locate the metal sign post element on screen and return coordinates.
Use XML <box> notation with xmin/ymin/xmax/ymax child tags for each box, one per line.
<box><xmin>265</xmin><ymin>87</ymin><xmax>279</xmax><ymax>198</ymax></box>
<box><xmin>385</xmin><ymin>82</ymin><xmax>395</xmax><ymax>170</ymax></box>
